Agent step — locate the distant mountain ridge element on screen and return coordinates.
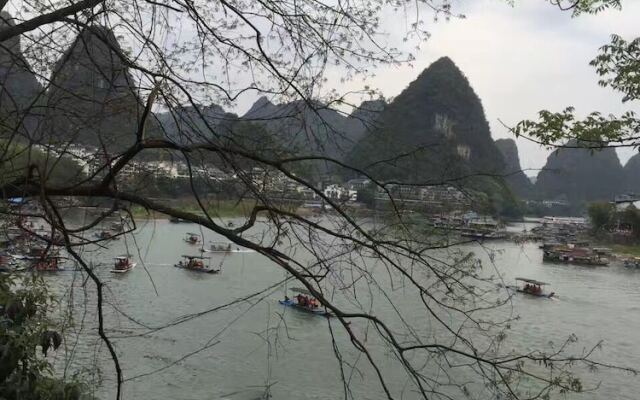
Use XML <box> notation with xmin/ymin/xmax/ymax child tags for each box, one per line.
<box><xmin>7</xmin><ymin>23</ymin><xmax>632</xmax><ymax>209</ymax></box>
<box><xmin>156</xmin><ymin>104</ymin><xmax>238</xmax><ymax>144</ymax></box>
<box><xmin>535</xmin><ymin>139</ymin><xmax>625</xmax><ymax>203</ymax></box>
<box><xmin>241</xmin><ymin>96</ymin><xmax>385</xmax><ymax>160</ymax></box>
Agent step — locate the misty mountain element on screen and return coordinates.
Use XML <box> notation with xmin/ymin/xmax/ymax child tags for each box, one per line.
<box><xmin>0</xmin><ymin>11</ymin><xmax>44</xmax><ymax>136</ymax></box>
<box><xmin>495</xmin><ymin>138</ymin><xmax>533</xmax><ymax>198</ymax></box>
<box><xmin>535</xmin><ymin>140</ymin><xmax>624</xmax><ymax>203</ymax></box>
<box><xmin>39</xmin><ymin>26</ymin><xmax>149</xmax><ymax>150</ymax></box>
<box><xmin>623</xmin><ymin>153</ymin><xmax>640</xmax><ymax>194</ymax></box>
<box><xmin>348</xmin><ymin>57</ymin><xmax>505</xmax><ymax>183</ymax></box>
<box><xmin>155</xmin><ymin>104</ymin><xmax>238</xmax><ymax>145</ymax></box>
<box><xmin>242</xmin><ymin>97</ymin><xmax>385</xmax><ymax>160</ymax></box>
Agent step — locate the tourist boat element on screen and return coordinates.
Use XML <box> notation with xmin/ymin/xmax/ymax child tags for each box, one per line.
<box><xmin>184</xmin><ymin>232</ymin><xmax>201</xmax><ymax>245</ymax></box>
<box><xmin>32</xmin><ymin>256</ymin><xmax>64</xmax><ymax>272</ymax></box>
<box><xmin>278</xmin><ymin>287</ymin><xmax>332</xmax><ymax>317</ymax></box>
<box><xmin>509</xmin><ymin>278</ymin><xmax>555</xmax><ymax>298</ymax></box>
<box><xmin>169</xmin><ymin>216</ymin><xmax>188</xmax><ymax>223</ymax></box>
<box><xmin>95</xmin><ymin>230</ymin><xmax>119</xmax><ymax>240</ymax></box>
<box><xmin>205</xmin><ymin>241</ymin><xmax>254</xmax><ymax>253</ymax></box>
<box><xmin>174</xmin><ymin>255</ymin><xmax>219</xmax><ymax>273</ymax></box>
<box><xmin>110</xmin><ymin>221</ymin><xmax>125</xmax><ymax>232</ymax></box>
<box><xmin>624</xmin><ymin>257</ymin><xmax>640</xmax><ymax>269</ymax></box>
<box><xmin>542</xmin><ymin>244</ymin><xmax>609</xmax><ymax>266</ymax></box>
<box><xmin>110</xmin><ymin>255</ymin><xmax>137</xmax><ymax>273</ymax></box>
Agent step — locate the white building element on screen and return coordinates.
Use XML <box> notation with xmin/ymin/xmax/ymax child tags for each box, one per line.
<box><xmin>324</xmin><ymin>184</ymin><xmax>357</xmax><ymax>201</ymax></box>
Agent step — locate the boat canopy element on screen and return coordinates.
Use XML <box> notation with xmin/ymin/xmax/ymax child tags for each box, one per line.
<box><xmin>186</xmin><ymin>232</ymin><xmax>201</xmax><ymax>236</ymax></box>
<box><xmin>290</xmin><ymin>287</ymin><xmax>314</xmax><ymax>295</ymax></box>
<box><xmin>515</xmin><ymin>277</ymin><xmax>549</xmax><ymax>286</ymax></box>
<box><xmin>114</xmin><ymin>254</ymin><xmax>132</xmax><ymax>260</ymax></box>
<box><xmin>181</xmin><ymin>255</ymin><xmax>209</xmax><ymax>260</ymax></box>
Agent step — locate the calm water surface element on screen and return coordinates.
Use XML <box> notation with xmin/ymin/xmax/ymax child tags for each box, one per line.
<box><xmin>42</xmin><ymin>220</ymin><xmax>640</xmax><ymax>399</ymax></box>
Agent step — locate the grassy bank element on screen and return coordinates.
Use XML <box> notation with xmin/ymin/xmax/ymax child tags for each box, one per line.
<box><xmin>607</xmin><ymin>244</ymin><xmax>640</xmax><ymax>258</ymax></box>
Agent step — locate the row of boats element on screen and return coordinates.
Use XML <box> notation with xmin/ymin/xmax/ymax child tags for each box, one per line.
<box><xmin>0</xmin><ymin>218</ymin><xmax>250</xmax><ymax>274</ymax></box>
<box><xmin>183</xmin><ymin>233</ymin><xmax>254</xmax><ymax>253</ymax></box>
<box><xmin>2</xmin><ymin>249</ymin><xmax>243</xmax><ymax>275</ymax></box>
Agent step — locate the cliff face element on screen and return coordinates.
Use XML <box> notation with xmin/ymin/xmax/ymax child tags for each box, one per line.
<box><xmin>349</xmin><ymin>57</ymin><xmax>505</xmax><ymax>182</ymax></box>
<box><xmin>623</xmin><ymin>153</ymin><xmax>640</xmax><ymax>194</ymax></box>
<box><xmin>39</xmin><ymin>26</ymin><xmax>148</xmax><ymax>150</ymax></box>
<box><xmin>495</xmin><ymin>138</ymin><xmax>533</xmax><ymax>198</ymax></box>
<box><xmin>535</xmin><ymin>140</ymin><xmax>625</xmax><ymax>203</ymax></box>
<box><xmin>0</xmin><ymin>12</ymin><xmax>44</xmax><ymax>137</ymax></box>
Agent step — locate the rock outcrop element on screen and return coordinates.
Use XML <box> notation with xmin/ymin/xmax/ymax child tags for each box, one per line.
<box><xmin>535</xmin><ymin>140</ymin><xmax>625</xmax><ymax>203</ymax></box>
<box><xmin>349</xmin><ymin>56</ymin><xmax>505</xmax><ymax>182</ymax></box>
<box><xmin>623</xmin><ymin>153</ymin><xmax>640</xmax><ymax>194</ymax></box>
<box><xmin>0</xmin><ymin>11</ymin><xmax>44</xmax><ymax>137</ymax></box>
<box><xmin>39</xmin><ymin>26</ymin><xmax>148</xmax><ymax>151</ymax></box>
<box><xmin>495</xmin><ymin>138</ymin><xmax>533</xmax><ymax>198</ymax></box>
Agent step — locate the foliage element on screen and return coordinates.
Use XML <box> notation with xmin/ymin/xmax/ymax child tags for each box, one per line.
<box><xmin>620</xmin><ymin>205</ymin><xmax>640</xmax><ymax>239</ymax></box>
<box><xmin>0</xmin><ymin>140</ymin><xmax>85</xmax><ymax>186</ymax></box>
<box><xmin>0</xmin><ymin>273</ymin><xmax>85</xmax><ymax>400</ymax></box>
<box><xmin>356</xmin><ymin>184</ymin><xmax>376</xmax><ymax>207</ymax></box>
<box><xmin>588</xmin><ymin>202</ymin><xmax>615</xmax><ymax>232</ymax></box>
<box><xmin>560</xmin><ymin>0</ymin><xmax>622</xmax><ymax>16</ymax></box>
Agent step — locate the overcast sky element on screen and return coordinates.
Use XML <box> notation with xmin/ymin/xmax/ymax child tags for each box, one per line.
<box><xmin>232</xmin><ymin>1</ymin><xmax>640</xmax><ymax>177</ymax></box>
<box><xmin>342</xmin><ymin>1</ymin><xmax>640</xmax><ymax>176</ymax></box>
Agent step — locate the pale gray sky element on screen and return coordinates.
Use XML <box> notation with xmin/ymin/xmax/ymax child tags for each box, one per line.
<box><xmin>351</xmin><ymin>1</ymin><xmax>640</xmax><ymax>175</ymax></box>
<box><xmin>235</xmin><ymin>1</ymin><xmax>639</xmax><ymax>176</ymax></box>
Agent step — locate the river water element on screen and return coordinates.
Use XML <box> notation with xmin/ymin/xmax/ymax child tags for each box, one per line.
<box><xmin>41</xmin><ymin>219</ymin><xmax>640</xmax><ymax>400</ymax></box>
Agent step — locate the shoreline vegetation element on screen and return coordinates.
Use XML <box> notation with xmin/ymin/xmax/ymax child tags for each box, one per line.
<box><xmin>602</xmin><ymin>243</ymin><xmax>640</xmax><ymax>258</ymax></box>
<box><xmin>128</xmin><ymin>199</ymin><xmax>325</xmax><ymax>220</ymax></box>
<box><xmin>130</xmin><ymin>199</ymin><xmax>260</xmax><ymax>219</ymax></box>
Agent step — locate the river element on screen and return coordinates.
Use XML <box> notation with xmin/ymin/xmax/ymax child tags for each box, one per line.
<box><xmin>41</xmin><ymin>219</ymin><xmax>640</xmax><ymax>400</ymax></box>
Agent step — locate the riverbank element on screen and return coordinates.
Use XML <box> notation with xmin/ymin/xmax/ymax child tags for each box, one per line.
<box><xmin>127</xmin><ymin>199</ymin><xmax>324</xmax><ymax>220</ymax></box>
<box><xmin>130</xmin><ymin>199</ymin><xmax>259</xmax><ymax>219</ymax></box>
<box><xmin>605</xmin><ymin>243</ymin><xmax>640</xmax><ymax>258</ymax></box>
